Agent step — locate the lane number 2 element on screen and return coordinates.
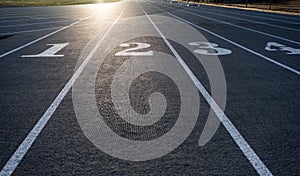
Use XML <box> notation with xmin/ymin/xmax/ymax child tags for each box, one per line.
<box><xmin>189</xmin><ymin>42</ymin><xmax>232</xmax><ymax>56</ymax></box>
<box><xmin>115</xmin><ymin>42</ymin><xmax>153</xmax><ymax>56</ymax></box>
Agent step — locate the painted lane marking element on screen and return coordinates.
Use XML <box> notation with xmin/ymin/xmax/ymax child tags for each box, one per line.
<box><xmin>0</xmin><ymin>16</ymin><xmax>38</xmax><ymax>21</ymax></box>
<box><xmin>0</xmin><ymin>19</ymin><xmax>75</xmax><ymax>28</ymax></box>
<box><xmin>115</xmin><ymin>42</ymin><xmax>153</xmax><ymax>56</ymax></box>
<box><xmin>150</xmin><ymin>2</ymin><xmax>300</xmax><ymax>75</ymax></box>
<box><xmin>201</xmin><ymin>4</ymin><xmax>300</xmax><ymax>22</ymax></box>
<box><xmin>0</xmin><ymin>11</ymin><xmax>84</xmax><ymax>20</ymax></box>
<box><xmin>201</xmin><ymin>6</ymin><xmax>300</xmax><ymax>25</ymax></box>
<box><xmin>189</xmin><ymin>42</ymin><xmax>232</xmax><ymax>56</ymax></box>
<box><xmin>0</xmin><ymin>6</ymin><xmax>127</xmax><ymax>176</ymax></box>
<box><xmin>178</xmin><ymin>8</ymin><xmax>300</xmax><ymax>45</ymax></box>
<box><xmin>0</xmin><ymin>17</ymin><xmax>68</xmax><ymax>24</ymax></box>
<box><xmin>142</xmin><ymin>1</ymin><xmax>274</xmax><ymax>175</ymax></box>
<box><xmin>0</xmin><ymin>26</ymin><xmax>64</xmax><ymax>36</ymax></box>
<box><xmin>265</xmin><ymin>42</ymin><xmax>300</xmax><ymax>55</ymax></box>
<box><xmin>0</xmin><ymin>13</ymin><xmax>95</xmax><ymax>58</ymax></box>
<box><xmin>246</xmin><ymin>11</ymin><xmax>300</xmax><ymax>22</ymax></box>
<box><xmin>223</xmin><ymin>11</ymin><xmax>300</xmax><ymax>25</ymax></box>
<box><xmin>22</xmin><ymin>43</ymin><xmax>69</xmax><ymax>58</ymax></box>
<box><xmin>265</xmin><ymin>42</ymin><xmax>285</xmax><ymax>51</ymax></box>
<box><xmin>193</xmin><ymin>8</ymin><xmax>300</xmax><ymax>32</ymax></box>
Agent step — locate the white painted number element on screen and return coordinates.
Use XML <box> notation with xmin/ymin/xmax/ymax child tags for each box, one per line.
<box><xmin>189</xmin><ymin>42</ymin><xmax>232</xmax><ymax>56</ymax></box>
<box><xmin>265</xmin><ymin>42</ymin><xmax>300</xmax><ymax>55</ymax></box>
<box><xmin>115</xmin><ymin>42</ymin><xmax>153</xmax><ymax>56</ymax></box>
<box><xmin>22</xmin><ymin>43</ymin><xmax>69</xmax><ymax>58</ymax></box>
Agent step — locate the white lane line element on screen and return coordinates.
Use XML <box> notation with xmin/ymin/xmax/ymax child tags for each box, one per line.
<box><xmin>0</xmin><ymin>26</ymin><xmax>64</xmax><ymax>35</ymax></box>
<box><xmin>0</xmin><ymin>6</ymin><xmax>127</xmax><ymax>176</ymax></box>
<box><xmin>0</xmin><ymin>11</ymin><xmax>83</xmax><ymax>19</ymax></box>
<box><xmin>0</xmin><ymin>13</ymin><xmax>93</xmax><ymax>59</ymax></box>
<box><xmin>196</xmin><ymin>8</ymin><xmax>300</xmax><ymax>32</ymax></box>
<box><xmin>202</xmin><ymin>4</ymin><xmax>300</xmax><ymax>22</ymax></box>
<box><xmin>179</xmin><ymin>8</ymin><xmax>300</xmax><ymax>45</ymax></box>
<box><xmin>0</xmin><ymin>19</ymin><xmax>75</xmax><ymax>28</ymax></box>
<box><xmin>0</xmin><ymin>16</ymin><xmax>37</xmax><ymax>21</ymax></box>
<box><xmin>0</xmin><ymin>12</ymin><xmax>88</xmax><ymax>21</ymax></box>
<box><xmin>0</xmin><ymin>17</ymin><xmax>65</xmax><ymax>24</ymax></box>
<box><xmin>141</xmin><ymin>2</ymin><xmax>273</xmax><ymax>176</ymax></box>
<box><xmin>200</xmin><ymin>5</ymin><xmax>300</xmax><ymax>25</ymax></box>
<box><xmin>150</xmin><ymin>2</ymin><xmax>300</xmax><ymax>75</ymax></box>
<box><xmin>0</xmin><ymin>12</ymin><xmax>64</xmax><ymax>17</ymax></box>
<box><xmin>216</xmin><ymin>10</ymin><xmax>300</xmax><ymax>25</ymax></box>
<box><xmin>0</xmin><ymin>21</ymin><xmax>117</xmax><ymax>36</ymax></box>
<box><xmin>249</xmin><ymin>12</ymin><xmax>300</xmax><ymax>22</ymax></box>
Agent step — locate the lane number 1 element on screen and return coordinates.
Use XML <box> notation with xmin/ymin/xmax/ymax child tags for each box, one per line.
<box><xmin>22</xmin><ymin>43</ymin><xmax>69</xmax><ymax>58</ymax></box>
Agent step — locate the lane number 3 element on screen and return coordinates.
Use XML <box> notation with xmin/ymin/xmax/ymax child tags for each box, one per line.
<box><xmin>189</xmin><ymin>42</ymin><xmax>232</xmax><ymax>56</ymax></box>
<box><xmin>115</xmin><ymin>42</ymin><xmax>153</xmax><ymax>56</ymax></box>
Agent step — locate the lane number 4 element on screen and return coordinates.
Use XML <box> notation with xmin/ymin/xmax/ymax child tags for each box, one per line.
<box><xmin>265</xmin><ymin>42</ymin><xmax>300</xmax><ymax>55</ymax></box>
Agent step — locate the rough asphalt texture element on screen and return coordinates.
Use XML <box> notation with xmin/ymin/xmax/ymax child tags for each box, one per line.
<box><xmin>0</xmin><ymin>0</ymin><xmax>299</xmax><ymax>175</ymax></box>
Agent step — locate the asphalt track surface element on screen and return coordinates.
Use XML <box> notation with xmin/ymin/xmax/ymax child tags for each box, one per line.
<box><xmin>0</xmin><ymin>0</ymin><xmax>299</xmax><ymax>175</ymax></box>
